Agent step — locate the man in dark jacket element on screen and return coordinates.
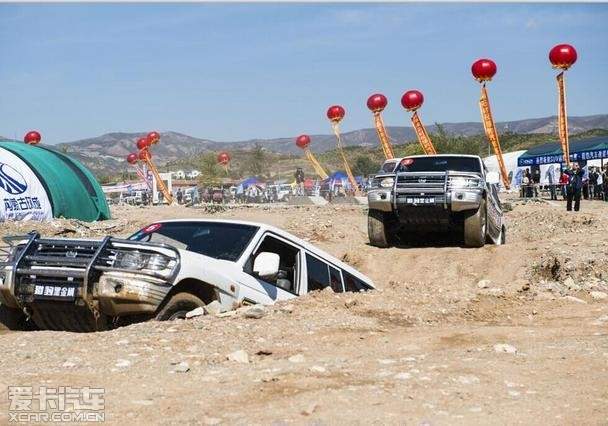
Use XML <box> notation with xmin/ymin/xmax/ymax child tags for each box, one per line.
<box><xmin>564</xmin><ymin>162</ymin><xmax>584</xmax><ymax>212</ymax></box>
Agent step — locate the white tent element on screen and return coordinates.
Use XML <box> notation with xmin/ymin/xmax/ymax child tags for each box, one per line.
<box><xmin>482</xmin><ymin>150</ymin><xmax>526</xmax><ymax>189</ymax></box>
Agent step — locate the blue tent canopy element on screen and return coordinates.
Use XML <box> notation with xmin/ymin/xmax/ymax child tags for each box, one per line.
<box><xmin>238</xmin><ymin>177</ymin><xmax>261</xmax><ymax>189</ymax></box>
<box><xmin>517</xmin><ymin>136</ymin><xmax>608</xmax><ymax>167</ymax></box>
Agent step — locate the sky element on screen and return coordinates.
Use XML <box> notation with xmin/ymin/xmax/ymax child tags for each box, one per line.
<box><xmin>1</xmin><ymin>3</ymin><xmax>607</xmax><ymax>144</ymax></box>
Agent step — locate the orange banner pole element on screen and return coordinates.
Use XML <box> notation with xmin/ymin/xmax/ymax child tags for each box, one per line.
<box><xmin>556</xmin><ymin>72</ymin><xmax>570</xmax><ymax>165</ymax></box>
<box><xmin>304</xmin><ymin>148</ymin><xmax>328</xmax><ymax>179</ymax></box>
<box><xmin>411</xmin><ymin>111</ymin><xmax>437</xmax><ymax>155</ymax></box>
<box><xmin>373</xmin><ymin>112</ymin><xmax>395</xmax><ymax>159</ymax></box>
<box><xmin>331</xmin><ymin>122</ymin><xmax>359</xmax><ymax>195</ymax></box>
<box><xmin>143</xmin><ymin>156</ymin><xmax>174</xmax><ymax>204</ymax></box>
<box><xmin>479</xmin><ymin>85</ymin><xmax>510</xmax><ymax>189</ymax></box>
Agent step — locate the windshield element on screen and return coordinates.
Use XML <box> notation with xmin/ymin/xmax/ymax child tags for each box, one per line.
<box><xmin>395</xmin><ymin>157</ymin><xmax>482</xmax><ymax>173</ymax></box>
<box><xmin>129</xmin><ymin>221</ymin><xmax>259</xmax><ymax>262</ymax></box>
<box><xmin>379</xmin><ymin>160</ymin><xmax>398</xmax><ymax>173</ymax></box>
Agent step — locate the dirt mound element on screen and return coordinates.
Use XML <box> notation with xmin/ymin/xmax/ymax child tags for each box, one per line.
<box><xmin>1</xmin><ymin>198</ymin><xmax>607</xmax><ymax>423</ymax></box>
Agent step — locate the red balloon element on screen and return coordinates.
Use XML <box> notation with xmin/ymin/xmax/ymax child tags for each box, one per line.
<box><xmin>136</xmin><ymin>137</ymin><xmax>149</xmax><ymax>150</ymax></box>
<box><xmin>549</xmin><ymin>44</ymin><xmax>577</xmax><ymax>70</ymax></box>
<box><xmin>147</xmin><ymin>131</ymin><xmax>160</xmax><ymax>145</ymax></box>
<box><xmin>295</xmin><ymin>134</ymin><xmax>311</xmax><ymax>149</ymax></box>
<box><xmin>217</xmin><ymin>152</ymin><xmax>231</xmax><ymax>166</ymax></box>
<box><xmin>327</xmin><ymin>105</ymin><xmax>345</xmax><ymax>122</ymax></box>
<box><xmin>126</xmin><ymin>153</ymin><xmax>138</xmax><ymax>164</ymax></box>
<box><xmin>138</xmin><ymin>149</ymin><xmax>151</xmax><ymax>161</ymax></box>
<box><xmin>471</xmin><ymin>59</ymin><xmax>497</xmax><ymax>82</ymax></box>
<box><xmin>367</xmin><ymin>93</ymin><xmax>388</xmax><ymax>113</ymax></box>
<box><xmin>23</xmin><ymin>130</ymin><xmax>42</xmax><ymax>145</ymax></box>
<box><xmin>401</xmin><ymin>90</ymin><xmax>424</xmax><ymax>111</ymax></box>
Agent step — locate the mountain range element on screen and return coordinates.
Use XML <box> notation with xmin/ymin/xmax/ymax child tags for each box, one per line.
<box><xmin>53</xmin><ymin>114</ymin><xmax>608</xmax><ymax>175</ymax></box>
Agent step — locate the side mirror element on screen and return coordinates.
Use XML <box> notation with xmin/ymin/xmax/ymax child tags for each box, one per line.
<box><xmin>486</xmin><ymin>171</ymin><xmax>500</xmax><ymax>185</ymax></box>
<box><xmin>253</xmin><ymin>252</ymin><xmax>280</xmax><ymax>281</ymax></box>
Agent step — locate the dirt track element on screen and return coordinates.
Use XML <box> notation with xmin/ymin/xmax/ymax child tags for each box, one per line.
<box><xmin>1</xmin><ymin>197</ymin><xmax>607</xmax><ymax>424</ymax></box>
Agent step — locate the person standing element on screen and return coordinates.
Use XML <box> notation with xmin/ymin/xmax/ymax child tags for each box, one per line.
<box><xmin>547</xmin><ymin>166</ymin><xmax>557</xmax><ymax>200</ymax></box>
<box><xmin>532</xmin><ymin>168</ymin><xmax>541</xmax><ymax>197</ymax></box>
<box><xmin>176</xmin><ymin>188</ymin><xmax>183</xmax><ymax>204</ymax></box>
<box><xmin>564</xmin><ymin>162</ymin><xmax>584</xmax><ymax>211</ymax></box>
<box><xmin>294</xmin><ymin>168</ymin><xmax>305</xmax><ymax>196</ymax></box>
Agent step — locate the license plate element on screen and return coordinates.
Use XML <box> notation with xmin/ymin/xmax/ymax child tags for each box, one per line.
<box><xmin>405</xmin><ymin>196</ymin><xmax>435</xmax><ymax>205</ymax></box>
<box><xmin>33</xmin><ymin>285</ymin><xmax>76</xmax><ymax>300</ymax></box>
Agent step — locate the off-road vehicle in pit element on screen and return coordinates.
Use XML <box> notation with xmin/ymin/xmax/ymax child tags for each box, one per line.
<box><xmin>0</xmin><ymin>219</ymin><xmax>374</xmax><ymax>332</ymax></box>
<box><xmin>367</xmin><ymin>155</ymin><xmax>506</xmax><ymax>248</ymax></box>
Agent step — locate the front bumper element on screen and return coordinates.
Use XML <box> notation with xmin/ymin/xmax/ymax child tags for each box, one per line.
<box><xmin>368</xmin><ymin>189</ymin><xmax>393</xmax><ymax>212</ymax></box>
<box><xmin>0</xmin><ymin>234</ymin><xmax>179</xmax><ymax>320</ymax></box>
<box><xmin>97</xmin><ymin>272</ymin><xmax>172</xmax><ymax>316</ymax></box>
<box><xmin>449</xmin><ymin>190</ymin><xmax>482</xmax><ymax>212</ymax></box>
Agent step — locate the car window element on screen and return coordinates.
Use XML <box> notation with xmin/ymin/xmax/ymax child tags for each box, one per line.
<box><xmin>380</xmin><ymin>161</ymin><xmax>398</xmax><ymax>173</ymax></box>
<box><xmin>129</xmin><ymin>222</ymin><xmax>258</xmax><ymax>262</ymax></box>
<box><xmin>251</xmin><ymin>235</ymin><xmax>300</xmax><ymax>294</ymax></box>
<box><xmin>395</xmin><ymin>157</ymin><xmax>482</xmax><ymax>173</ymax></box>
<box><xmin>306</xmin><ymin>254</ymin><xmax>344</xmax><ymax>293</ymax></box>
<box><xmin>343</xmin><ymin>270</ymin><xmax>372</xmax><ymax>292</ymax></box>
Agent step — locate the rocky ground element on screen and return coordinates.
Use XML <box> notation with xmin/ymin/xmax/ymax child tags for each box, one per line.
<box><xmin>0</xmin><ymin>196</ymin><xmax>607</xmax><ymax>425</ymax></box>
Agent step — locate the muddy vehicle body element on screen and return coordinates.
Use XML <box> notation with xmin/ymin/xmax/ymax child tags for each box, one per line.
<box><xmin>367</xmin><ymin>154</ymin><xmax>505</xmax><ymax>248</ymax></box>
<box><xmin>0</xmin><ymin>220</ymin><xmax>374</xmax><ymax>332</ymax></box>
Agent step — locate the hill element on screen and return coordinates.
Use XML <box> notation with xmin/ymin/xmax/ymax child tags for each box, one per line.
<box><xmin>54</xmin><ymin>114</ymin><xmax>608</xmax><ymax>177</ymax></box>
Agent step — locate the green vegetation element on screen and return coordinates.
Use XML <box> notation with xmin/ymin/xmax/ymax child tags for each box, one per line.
<box><xmin>99</xmin><ymin>128</ymin><xmax>608</xmax><ymax>184</ymax></box>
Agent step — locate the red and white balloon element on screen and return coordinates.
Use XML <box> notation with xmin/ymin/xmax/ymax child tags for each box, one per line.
<box><xmin>326</xmin><ymin>105</ymin><xmax>346</xmax><ymax>123</ymax></box>
<box><xmin>401</xmin><ymin>90</ymin><xmax>424</xmax><ymax>112</ymax></box>
<box><xmin>549</xmin><ymin>44</ymin><xmax>577</xmax><ymax>70</ymax></box>
<box><xmin>471</xmin><ymin>59</ymin><xmax>497</xmax><ymax>82</ymax></box>
<box><xmin>295</xmin><ymin>134</ymin><xmax>311</xmax><ymax>150</ymax></box>
<box><xmin>24</xmin><ymin>130</ymin><xmax>42</xmax><ymax>145</ymax></box>
<box><xmin>366</xmin><ymin>94</ymin><xmax>388</xmax><ymax>113</ymax></box>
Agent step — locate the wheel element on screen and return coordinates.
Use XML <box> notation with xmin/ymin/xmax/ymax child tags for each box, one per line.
<box><xmin>0</xmin><ymin>303</ymin><xmax>29</xmax><ymax>331</ymax></box>
<box><xmin>156</xmin><ymin>293</ymin><xmax>207</xmax><ymax>321</ymax></box>
<box><xmin>464</xmin><ymin>198</ymin><xmax>487</xmax><ymax>248</ymax></box>
<box><xmin>368</xmin><ymin>210</ymin><xmax>391</xmax><ymax>248</ymax></box>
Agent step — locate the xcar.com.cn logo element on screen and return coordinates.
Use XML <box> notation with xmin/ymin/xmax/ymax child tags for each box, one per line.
<box><xmin>0</xmin><ymin>162</ymin><xmax>28</xmax><ymax>195</ymax></box>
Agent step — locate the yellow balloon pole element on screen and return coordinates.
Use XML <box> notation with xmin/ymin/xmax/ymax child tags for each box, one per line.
<box><xmin>410</xmin><ymin>111</ymin><xmax>437</xmax><ymax>155</ymax></box>
<box><xmin>478</xmin><ymin>84</ymin><xmax>510</xmax><ymax>189</ymax></box>
<box><xmin>556</xmin><ymin>72</ymin><xmax>570</xmax><ymax>165</ymax></box>
<box><xmin>304</xmin><ymin>148</ymin><xmax>328</xmax><ymax>180</ymax></box>
<box><xmin>373</xmin><ymin>112</ymin><xmax>395</xmax><ymax>159</ymax></box>
<box><xmin>549</xmin><ymin>44</ymin><xmax>577</xmax><ymax>166</ymax></box>
<box><xmin>330</xmin><ymin>121</ymin><xmax>359</xmax><ymax>195</ymax></box>
<box><xmin>141</xmin><ymin>151</ymin><xmax>174</xmax><ymax>204</ymax></box>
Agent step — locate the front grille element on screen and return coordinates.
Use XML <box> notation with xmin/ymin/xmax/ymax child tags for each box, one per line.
<box><xmin>396</xmin><ymin>173</ymin><xmax>447</xmax><ymax>194</ymax></box>
<box><xmin>13</xmin><ymin>237</ymin><xmax>111</xmax><ymax>302</ymax></box>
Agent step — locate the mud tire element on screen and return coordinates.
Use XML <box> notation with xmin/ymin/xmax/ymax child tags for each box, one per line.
<box><xmin>156</xmin><ymin>293</ymin><xmax>207</xmax><ymax>321</ymax></box>
<box><xmin>464</xmin><ymin>199</ymin><xmax>487</xmax><ymax>248</ymax></box>
<box><xmin>0</xmin><ymin>303</ymin><xmax>28</xmax><ymax>331</ymax></box>
<box><xmin>368</xmin><ymin>210</ymin><xmax>392</xmax><ymax>248</ymax></box>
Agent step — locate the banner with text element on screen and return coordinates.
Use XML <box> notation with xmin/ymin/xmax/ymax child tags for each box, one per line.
<box><xmin>0</xmin><ymin>148</ymin><xmax>53</xmax><ymax>221</ymax></box>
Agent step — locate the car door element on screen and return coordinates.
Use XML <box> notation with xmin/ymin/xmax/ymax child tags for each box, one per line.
<box><xmin>235</xmin><ymin>233</ymin><xmax>301</xmax><ymax>305</ymax></box>
<box><xmin>485</xmin><ymin>183</ymin><xmax>502</xmax><ymax>239</ymax></box>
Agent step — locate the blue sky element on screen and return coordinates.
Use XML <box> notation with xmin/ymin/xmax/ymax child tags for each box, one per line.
<box><xmin>1</xmin><ymin>3</ymin><xmax>607</xmax><ymax>144</ymax></box>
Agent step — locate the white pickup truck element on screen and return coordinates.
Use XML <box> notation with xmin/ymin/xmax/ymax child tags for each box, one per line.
<box><xmin>0</xmin><ymin>219</ymin><xmax>374</xmax><ymax>332</ymax></box>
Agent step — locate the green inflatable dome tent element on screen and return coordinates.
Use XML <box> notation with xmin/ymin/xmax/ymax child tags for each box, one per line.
<box><xmin>0</xmin><ymin>140</ymin><xmax>110</xmax><ymax>222</ymax></box>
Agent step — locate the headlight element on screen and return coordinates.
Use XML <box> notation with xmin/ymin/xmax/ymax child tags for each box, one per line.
<box><xmin>114</xmin><ymin>250</ymin><xmax>175</xmax><ymax>274</ymax></box>
<box><xmin>380</xmin><ymin>177</ymin><xmax>394</xmax><ymax>188</ymax></box>
<box><xmin>450</xmin><ymin>177</ymin><xmax>482</xmax><ymax>189</ymax></box>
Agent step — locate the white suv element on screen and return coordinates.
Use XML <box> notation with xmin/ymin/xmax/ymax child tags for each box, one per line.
<box><xmin>0</xmin><ymin>220</ymin><xmax>374</xmax><ymax>331</ymax></box>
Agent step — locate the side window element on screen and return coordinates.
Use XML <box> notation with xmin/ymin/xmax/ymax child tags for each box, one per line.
<box><xmin>252</xmin><ymin>235</ymin><xmax>300</xmax><ymax>294</ymax></box>
<box><xmin>305</xmin><ymin>254</ymin><xmax>344</xmax><ymax>293</ymax></box>
<box><xmin>343</xmin><ymin>271</ymin><xmax>371</xmax><ymax>292</ymax></box>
